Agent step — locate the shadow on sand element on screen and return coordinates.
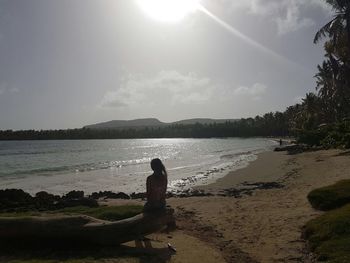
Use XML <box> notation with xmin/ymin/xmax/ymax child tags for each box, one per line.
<box><xmin>0</xmin><ymin>239</ymin><xmax>174</xmax><ymax>263</ymax></box>
<box><xmin>334</xmin><ymin>150</ymin><xmax>350</xmax><ymax>157</ymax></box>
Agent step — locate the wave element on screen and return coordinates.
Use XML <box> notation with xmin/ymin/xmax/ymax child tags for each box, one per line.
<box><xmin>0</xmin><ymin>156</ymin><xmax>157</xmax><ymax>178</ymax></box>
<box><xmin>0</xmin><ymin>148</ymin><xmax>92</xmax><ymax>156</ymax></box>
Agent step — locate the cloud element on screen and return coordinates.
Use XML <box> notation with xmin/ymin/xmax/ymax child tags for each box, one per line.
<box><xmin>99</xmin><ymin>70</ymin><xmax>214</xmax><ymax>109</ymax></box>
<box><xmin>219</xmin><ymin>0</ymin><xmax>330</xmax><ymax>34</ymax></box>
<box><xmin>275</xmin><ymin>1</ymin><xmax>315</xmax><ymax>35</ymax></box>
<box><xmin>233</xmin><ymin>83</ymin><xmax>267</xmax><ymax>101</ymax></box>
<box><xmin>0</xmin><ymin>82</ymin><xmax>20</xmax><ymax>96</ymax></box>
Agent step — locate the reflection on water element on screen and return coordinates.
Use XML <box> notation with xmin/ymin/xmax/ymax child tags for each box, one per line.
<box><xmin>0</xmin><ymin>138</ymin><xmax>277</xmax><ymax>194</ymax></box>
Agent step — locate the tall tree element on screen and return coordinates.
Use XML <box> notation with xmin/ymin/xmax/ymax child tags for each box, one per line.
<box><xmin>314</xmin><ymin>0</ymin><xmax>350</xmax><ymax>57</ymax></box>
<box><xmin>314</xmin><ymin>0</ymin><xmax>350</xmax><ymax>121</ymax></box>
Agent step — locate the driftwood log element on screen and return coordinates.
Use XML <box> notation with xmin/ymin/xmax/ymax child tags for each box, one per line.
<box><xmin>0</xmin><ymin>207</ymin><xmax>175</xmax><ymax>246</ymax></box>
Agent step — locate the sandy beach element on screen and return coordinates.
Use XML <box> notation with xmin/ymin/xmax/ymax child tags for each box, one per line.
<box><xmin>2</xmin><ymin>149</ymin><xmax>350</xmax><ymax>263</ymax></box>
<box><xmin>113</xmin><ymin>149</ymin><xmax>350</xmax><ymax>263</ymax></box>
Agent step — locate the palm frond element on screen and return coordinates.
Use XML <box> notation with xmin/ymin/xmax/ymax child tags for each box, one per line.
<box><xmin>314</xmin><ymin>17</ymin><xmax>337</xmax><ymax>43</ymax></box>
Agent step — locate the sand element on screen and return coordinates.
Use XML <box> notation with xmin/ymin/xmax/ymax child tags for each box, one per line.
<box><xmin>117</xmin><ymin>149</ymin><xmax>350</xmax><ymax>263</ymax></box>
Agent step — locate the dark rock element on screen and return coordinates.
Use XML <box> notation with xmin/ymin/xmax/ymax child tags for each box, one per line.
<box><xmin>274</xmin><ymin>144</ymin><xmax>310</xmax><ymax>155</ymax></box>
<box><xmin>34</xmin><ymin>191</ymin><xmax>60</xmax><ymax>210</ymax></box>
<box><xmin>166</xmin><ymin>192</ymin><xmax>174</xmax><ymax>198</ymax></box>
<box><xmin>130</xmin><ymin>192</ymin><xmax>147</xmax><ymax>199</ymax></box>
<box><xmin>65</xmin><ymin>190</ymin><xmax>84</xmax><ymax>199</ymax></box>
<box><xmin>242</xmin><ymin>182</ymin><xmax>284</xmax><ymax>190</ymax></box>
<box><xmin>0</xmin><ymin>189</ymin><xmax>34</xmax><ymax>211</ymax></box>
<box><xmin>170</xmin><ymin>189</ymin><xmax>213</xmax><ymax>198</ymax></box>
<box><xmin>221</xmin><ymin>182</ymin><xmax>284</xmax><ymax>198</ymax></box>
<box><xmin>0</xmin><ymin>189</ymin><xmax>100</xmax><ymax>211</ymax></box>
<box><xmin>190</xmin><ymin>190</ymin><xmax>213</xmax><ymax>197</ymax></box>
<box><xmin>90</xmin><ymin>191</ymin><xmax>130</xmax><ymax>200</ymax></box>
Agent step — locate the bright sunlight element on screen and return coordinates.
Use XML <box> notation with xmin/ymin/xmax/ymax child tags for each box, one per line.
<box><xmin>136</xmin><ymin>0</ymin><xmax>200</xmax><ymax>23</ymax></box>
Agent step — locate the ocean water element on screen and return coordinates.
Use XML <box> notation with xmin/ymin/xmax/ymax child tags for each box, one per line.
<box><xmin>0</xmin><ymin>138</ymin><xmax>278</xmax><ymax>195</ymax></box>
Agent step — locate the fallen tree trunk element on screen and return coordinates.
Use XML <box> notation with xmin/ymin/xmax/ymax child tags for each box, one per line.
<box><xmin>0</xmin><ymin>207</ymin><xmax>175</xmax><ymax>246</ymax></box>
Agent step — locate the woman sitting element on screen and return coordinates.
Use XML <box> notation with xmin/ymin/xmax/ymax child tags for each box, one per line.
<box><xmin>144</xmin><ymin>158</ymin><xmax>168</xmax><ymax>212</ymax></box>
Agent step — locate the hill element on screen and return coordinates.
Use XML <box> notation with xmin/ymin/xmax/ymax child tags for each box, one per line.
<box><xmin>83</xmin><ymin>118</ymin><xmax>237</xmax><ymax>130</ymax></box>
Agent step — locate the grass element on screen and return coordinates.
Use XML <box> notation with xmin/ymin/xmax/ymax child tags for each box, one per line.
<box><xmin>0</xmin><ymin>205</ymin><xmax>144</xmax><ymax>221</ymax></box>
<box><xmin>305</xmin><ymin>180</ymin><xmax>350</xmax><ymax>261</ymax></box>
<box><xmin>304</xmin><ymin>204</ymin><xmax>350</xmax><ymax>262</ymax></box>
<box><xmin>307</xmin><ymin>180</ymin><xmax>350</xmax><ymax>211</ymax></box>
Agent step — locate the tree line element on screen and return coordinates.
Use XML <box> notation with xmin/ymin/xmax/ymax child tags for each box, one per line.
<box><xmin>0</xmin><ymin>113</ymin><xmax>289</xmax><ymax>140</ymax></box>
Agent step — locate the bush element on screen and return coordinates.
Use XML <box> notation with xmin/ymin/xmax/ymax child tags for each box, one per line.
<box><xmin>304</xmin><ymin>204</ymin><xmax>350</xmax><ymax>262</ymax></box>
<box><xmin>307</xmin><ymin>180</ymin><xmax>350</xmax><ymax>211</ymax></box>
<box><xmin>297</xmin><ymin>121</ymin><xmax>350</xmax><ymax>149</ymax></box>
<box><xmin>297</xmin><ymin>129</ymin><xmax>326</xmax><ymax>146</ymax></box>
<box><xmin>320</xmin><ymin>131</ymin><xmax>344</xmax><ymax>149</ymax></box>
<box><xmin>342</xmin><ymin>133</ymin><xmax>350</xmax><ymax>149</ymax></box>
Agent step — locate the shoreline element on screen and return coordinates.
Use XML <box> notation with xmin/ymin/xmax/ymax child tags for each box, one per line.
<box><xmin>2</xmin><ymin>149</ymin><xmax>350</xmax><ymax>262</ymax></box>
<box><xmin>195</xmin><ymin>150</ymin><xmax>287</xmax><ymax>194</ymax></box>
<box><xmin>0</xmin><ymin>149</ymin><xmax>283</xmax><ymax>211</ymax></box>
<box><xmin>0</xmin><ymin>141</ymin><xmax>277</xmax><ymax>196</ymax></box>
<box><xmin>167</xmin><ymin>149</ymin><xmax>350</xmax><ymax>262</ymax></box>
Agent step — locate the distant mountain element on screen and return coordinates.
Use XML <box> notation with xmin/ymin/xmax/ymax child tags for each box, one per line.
<box><xmin>83</xmin><ymin>118</ymin><xmax>237</xmax><ymax>130</ymax></box>
<box><xmin>83</xmin><ymin>118</ymin><xmax>165</xmax><ymax>130</ymax></box>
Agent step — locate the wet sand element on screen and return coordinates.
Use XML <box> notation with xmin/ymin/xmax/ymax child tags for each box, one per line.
<box><xmin>166</xmin><ymin>149</ymin><xmax>350</xmax><ymax>262</ymax></box>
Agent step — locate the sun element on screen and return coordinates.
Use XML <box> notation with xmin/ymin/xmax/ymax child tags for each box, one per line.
<box><xmin>136</xmin><ymin>0</ymin><xmax>200</xmax><ymax>23</ymax></box>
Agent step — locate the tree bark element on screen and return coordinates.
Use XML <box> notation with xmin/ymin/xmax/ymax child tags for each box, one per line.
<box><xmin>0</xmin><ymin>207</ymin><xmax>175</xmax><ymax>246</ymax></box>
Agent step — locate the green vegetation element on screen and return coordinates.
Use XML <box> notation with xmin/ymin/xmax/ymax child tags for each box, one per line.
<box><xmin>304</xmin><ymin>204</ymin><xmax>350</xmax><ymax>262</ymax></box>
<box><xmin>305</xmin><ymin>177</ymin><xmax>350</xmax><ymax>261</ymax></box>
<box><xmin>0</xmin><ymin>115</ymin><xmax>289</xmax><ymax>140</ymax></box>
<box><xmin>297</xmin><ymin>121</ymin><xmax>350</xmax><ymax>148</ymax></box>
<box><xmin>308</xmin><ymin>180</ymin><xmax>350</xmax><ymax>211</ymax></box>
<box><xmin>0</xmin><ymin>205</ymin><xmax>144</xmax><ymax>221</ymax></box>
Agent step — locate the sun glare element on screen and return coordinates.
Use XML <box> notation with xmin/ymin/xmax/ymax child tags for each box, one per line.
<box><xmin>136</xmin><ymin>0</ymin><xmax>200</xmax><ymax>23</ymax></box>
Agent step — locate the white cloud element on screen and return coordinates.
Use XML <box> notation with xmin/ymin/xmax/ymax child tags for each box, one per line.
<box><xmin>99</xmin><ymin>70</ymin><xmax>214</xmax><ymax>108</ymax></box>
<box><xmin>219</xmin><ymin>0</ymin><xmax>330</xmax><ymax>34</ymax></box>
<box><xmin>233</xmin><ymin>83</ymin><xmax>267</xmax><ymax>101</ymax></box>
<box><xmin>275</xmin><ymin>1</ymin><xmax>315</xmax><ymax>35</ymax></box>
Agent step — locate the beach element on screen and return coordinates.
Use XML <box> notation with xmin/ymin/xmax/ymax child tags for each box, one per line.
<box><xmin>2</xmin><ymin>149</ymin><xmax>350</xmax><ymax>263</ymax></box>
<box><xmin>113</xmin><ymin>149</ymin><xmax>350</xmax><ymax>263</ymax></box>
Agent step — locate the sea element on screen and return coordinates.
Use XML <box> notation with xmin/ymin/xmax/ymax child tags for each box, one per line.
<box><xmin>0</xmin><ymin>138</ymin><xmax>278</xmax><ymax>195</ymax></box>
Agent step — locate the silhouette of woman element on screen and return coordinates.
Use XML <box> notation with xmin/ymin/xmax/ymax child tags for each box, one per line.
<box><xmin>144</xmin><ymin>158</ymin><xmax>168</xmax><ymax>212</ymax></box>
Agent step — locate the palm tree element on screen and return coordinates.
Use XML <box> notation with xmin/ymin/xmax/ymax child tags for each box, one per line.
<box><xmin>314</xmin><ymin>0</ymin><xmax>350</xmax><ymax>120</ymax></box>
<box><xmin>301</xmin><ymin>93</ymin><xmax>322</xmax><ymax>128</ymax></box>
<box><xmin>314</xmin><ymin>0</ymin><xmax>350</xmax><ymax>56</ymax></box>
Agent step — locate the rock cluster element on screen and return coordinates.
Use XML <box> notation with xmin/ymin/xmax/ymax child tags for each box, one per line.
<box><xmin>0</xmin><ymin>189</ymin><xmax>98</xmax><ymax>212</ymax></box>
<box><xmin>220</xmin><ymin>181</ymin><xmax>284</xmax><ymax>198</ymax></box>
<box><xmin>90</xmin><ymin>191</ymin><xmax>130</xmax><ymax>200</ymax></box>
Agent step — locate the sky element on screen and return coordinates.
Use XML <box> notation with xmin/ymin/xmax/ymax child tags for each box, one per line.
<box><xmin>0</xmin><ymin>0</ymin><xmax>333</xmax><ymax>130</ymax></box>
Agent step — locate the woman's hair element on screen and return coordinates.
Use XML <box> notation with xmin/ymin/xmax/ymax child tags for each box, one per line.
<box><xmin>150</xmin><ymin>158</ymin><xmax>167</xmax><ymax>177</ymax></box>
